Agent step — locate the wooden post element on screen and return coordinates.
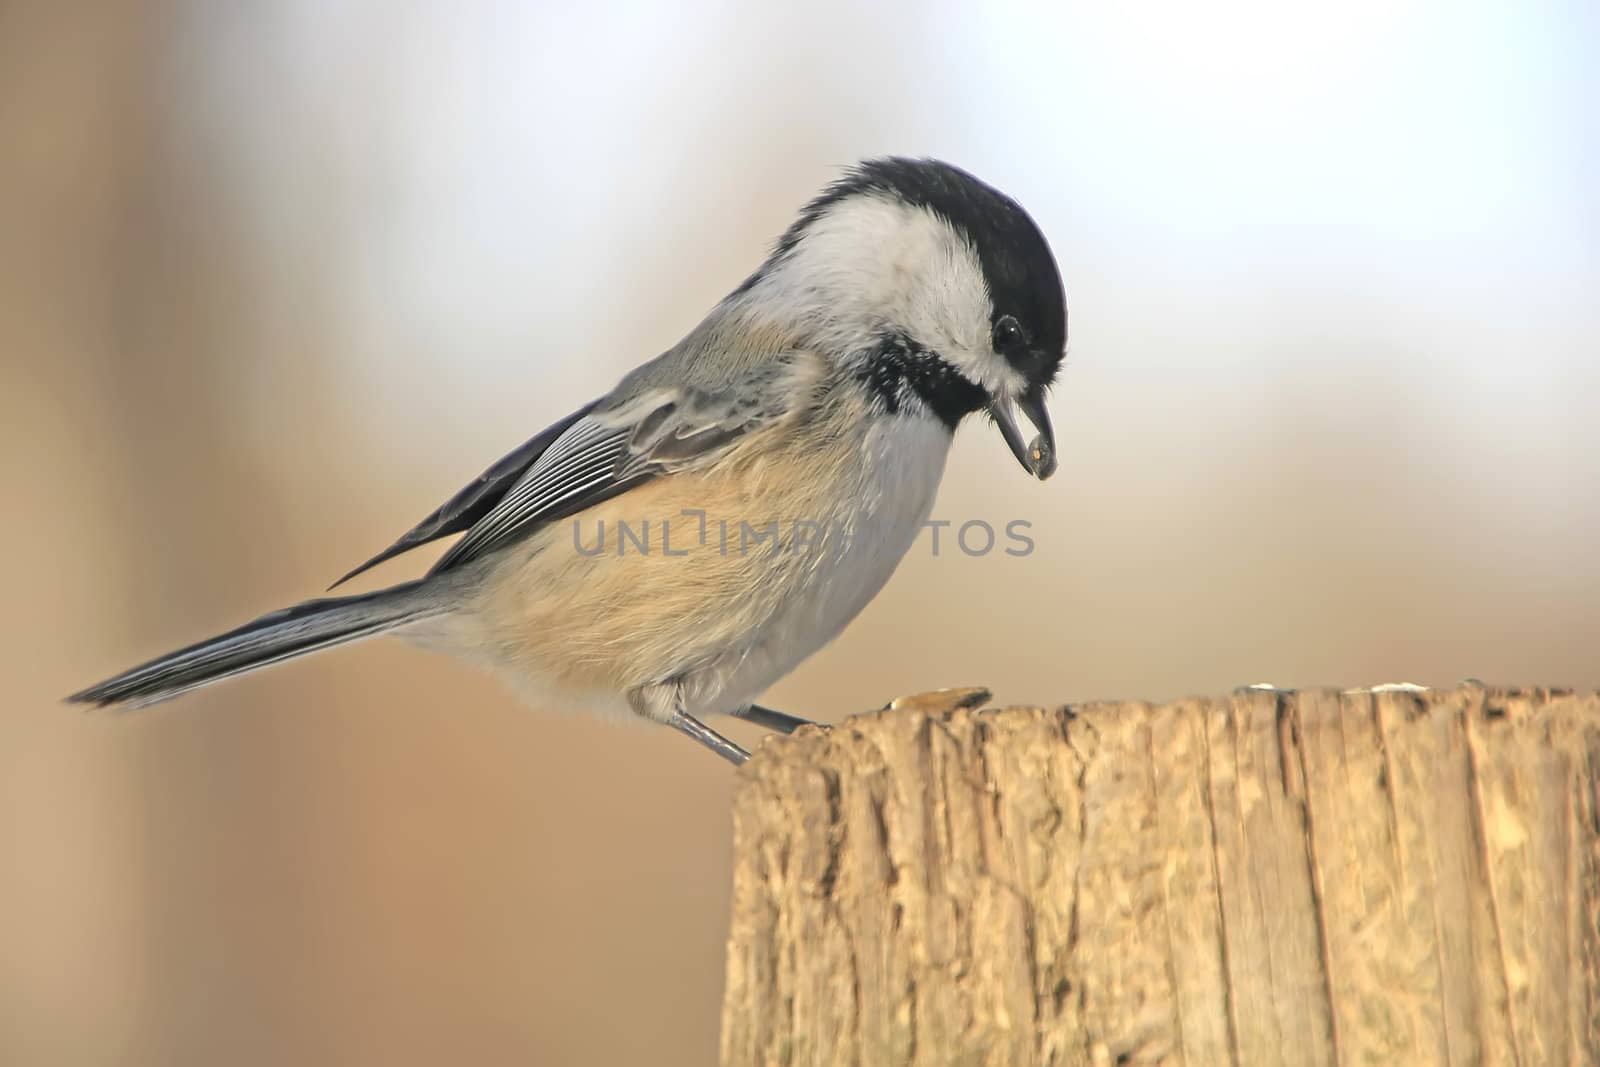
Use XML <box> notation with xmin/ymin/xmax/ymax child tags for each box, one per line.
<box><xmin>720</xmin><ymin>685</ymin><xmax>1600</xmax><ymax>1066</ymax></box>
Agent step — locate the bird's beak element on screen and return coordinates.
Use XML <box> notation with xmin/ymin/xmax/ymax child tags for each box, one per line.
<box><xmin>990</xmin><ymin>387</ymin><xmax>1057</xmax><ymax>480</ymax></box>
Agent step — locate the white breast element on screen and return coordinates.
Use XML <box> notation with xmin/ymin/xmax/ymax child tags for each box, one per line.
<box><xmin>681</xmin><ymin>414</ymin><xmax>953</xmax><ymax>716</ymax></box>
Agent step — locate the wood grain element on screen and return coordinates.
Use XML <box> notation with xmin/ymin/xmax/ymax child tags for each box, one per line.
<box><xmin>720</xmin><ymin>685</ymin><xmax>1600</xmax><ymax>1066</ymax></box>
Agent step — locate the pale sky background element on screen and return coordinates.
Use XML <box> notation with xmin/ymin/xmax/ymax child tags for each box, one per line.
<box><xmin>3</xmin><ymin>2</ymin><xmax>1596</xmax><ymax>1064</ymax></box>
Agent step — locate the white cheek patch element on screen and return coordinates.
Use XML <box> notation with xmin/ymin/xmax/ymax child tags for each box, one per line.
<box><xmin>902</xmin><ymin>226</ymin><xmax>1026</xmax><ymax>398</ymax></box>
<box><xmin>749</xmin><ymin>195</ymin><xmax>1026</xmax><ymax>397</ymax></box>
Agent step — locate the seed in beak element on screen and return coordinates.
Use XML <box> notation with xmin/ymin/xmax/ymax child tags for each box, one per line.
<box><xmin>1029</xmin><ymin>435</ymin><xmax>1053</xmax><ymax>477</ymax></box>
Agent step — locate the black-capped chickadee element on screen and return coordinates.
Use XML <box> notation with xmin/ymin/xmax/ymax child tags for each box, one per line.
<box><xmin>70</xmin><ymin>157</ymin><xmax>1067</xmax><ymax>765</ymax></box>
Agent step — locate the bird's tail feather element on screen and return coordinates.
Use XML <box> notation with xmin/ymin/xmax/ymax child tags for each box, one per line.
<box><xmin>67</xmin><ymin>579</ymin><xmax>439</xmax><ymax>709</ymax></box>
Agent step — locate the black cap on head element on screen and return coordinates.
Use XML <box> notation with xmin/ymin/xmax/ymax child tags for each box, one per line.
<box><xmin>781</xmin><ymin>157</ymin><xmax>1067</xmax><ymax>387</ymax></box>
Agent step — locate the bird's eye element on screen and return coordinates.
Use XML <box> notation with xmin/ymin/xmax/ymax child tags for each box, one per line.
<box><xmin>992</xmin><ymin>315</ymin><xmax>1026</xmax><ymax>353</ymax></box>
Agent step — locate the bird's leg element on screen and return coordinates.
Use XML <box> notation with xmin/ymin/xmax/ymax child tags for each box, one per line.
<box><xmin>634</xmin><ymin>684</ymin><xmax>752</xmax><ymax>766</ymax></box>
<box><xmin>731</xmin><ymin>704</ymin><xmax>828</xmax><ymax>735</ymax></box>
<box><xmin>667</xmin><ymin>707</ymin><xmax>751</xmax><ymax>766</ymax></box>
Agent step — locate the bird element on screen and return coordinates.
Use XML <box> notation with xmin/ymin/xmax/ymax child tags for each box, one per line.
<box><xmin>69</xmin><ymin>157</ymin><xmax>1067</xmax><ymax>765</ymax></box>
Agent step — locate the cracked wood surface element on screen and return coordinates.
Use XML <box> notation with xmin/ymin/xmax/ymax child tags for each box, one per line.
<box><xmin>720</xmin><ymin>685</ymin><xmax>1600</xmax><ymax>1066</ymax></box>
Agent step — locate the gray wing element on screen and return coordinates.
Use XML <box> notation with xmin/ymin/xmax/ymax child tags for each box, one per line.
<box><xmin>329</xmin><ymin>402</ymin><xmax>598</xmax><ymax>588</ymax></box>
<box><xmin>333</xmin><ymin>367</ymin><xmax>796</xmax><ymax>585</ymax></box>
<box><xmin>428</xmin><ymin>380</ymin><xmax>790</xmax><ymax>573</ymax></box>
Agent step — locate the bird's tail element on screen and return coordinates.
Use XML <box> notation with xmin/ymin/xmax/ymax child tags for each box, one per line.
<box><xmin>67</xmin><ymin>579</ymin><xmax>441</xmax><ymax>709</ymax></box>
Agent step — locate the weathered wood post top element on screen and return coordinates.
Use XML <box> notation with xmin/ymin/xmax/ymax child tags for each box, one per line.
<box><xmin>721</xmin><ymin>684</ymin><xmax>1600</xmax><ymax>1066</ymax></box>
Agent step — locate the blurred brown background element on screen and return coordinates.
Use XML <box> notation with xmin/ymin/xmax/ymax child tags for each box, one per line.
<box><xmin>3</xmin><ymin>3</ymin><xmax>1596</xmax><ymax>1064</ymax></box>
